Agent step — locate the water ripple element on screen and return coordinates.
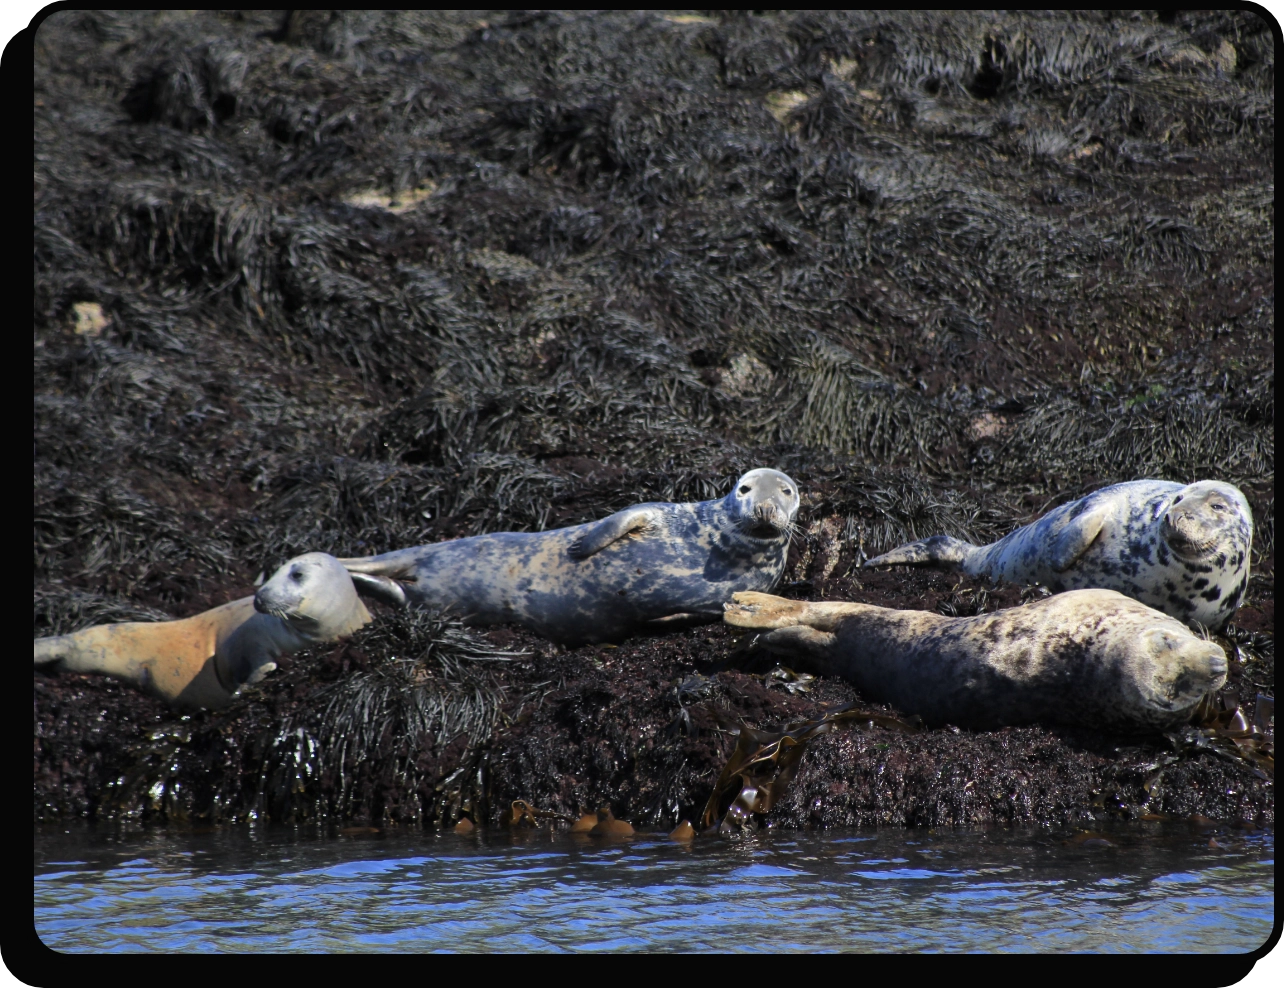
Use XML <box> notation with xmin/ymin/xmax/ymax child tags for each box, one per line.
<box><xmin>35</xmin><ymin>823</ymin><xmax>1273</xmax><ymax>953</ymax></box>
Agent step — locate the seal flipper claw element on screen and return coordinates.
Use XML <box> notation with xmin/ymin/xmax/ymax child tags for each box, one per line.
<box><xmin>567</xmin><ymin>507</ymin><xmax>656</xmax><ymax>560</ymax></box>
<box><xmin>864</xmin><ymin>535</ymin><xmax>973</xmax><ymax>570</ymax></box>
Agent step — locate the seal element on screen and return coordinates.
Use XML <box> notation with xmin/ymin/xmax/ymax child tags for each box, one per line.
<box><xmin>339</xmin><ymin>468</ymin><xmax>801</xmax><ymax>644</ymax></box>
<box><xmin>33</xmin><ymin>553</ymin><xmax>371</xmax><ymax>709</ymax></box>
<box><xmin>724</xmin><ymin>589</ymin><xmax>1228</xmax><ymax>733</ymax></box>
<box><xmin>863</xmin><ymin>480</ymin><xmax>1252</xmax><ymax>630</ymax></box>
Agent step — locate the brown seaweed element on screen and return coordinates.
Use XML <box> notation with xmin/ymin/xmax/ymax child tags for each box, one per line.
<box><xmin>700</xmin><ymin>702</ymin><xmax>922</xmax><ymax>832</ymax></box>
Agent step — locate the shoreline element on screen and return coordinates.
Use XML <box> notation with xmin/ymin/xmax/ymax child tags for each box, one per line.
<box><xmin>35</xmin><ymin>565</ymin><xmax>1274</xmax><ymax>831</ymax></box>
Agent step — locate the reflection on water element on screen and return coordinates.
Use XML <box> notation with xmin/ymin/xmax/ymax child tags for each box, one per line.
<box><xmin>35</xmin><ymin>822</ymin><xmax>1273</xmax><ymax>953</ymax></box>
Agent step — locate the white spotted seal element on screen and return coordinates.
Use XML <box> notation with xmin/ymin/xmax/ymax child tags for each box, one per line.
<box><xmin>724</xmin><ymin>590</ymin><xmax>1228</xmax><ymax>733</ymax></box>
<box><xmin>33</xmin><ymin>553</ymin><xmax>371</xmax><ymax>709</ymax></box>
<box><xmin>864</xmin><ymin>480</ymin><xmax>1252</xmax><ymax>630</ymax></box>
<box><xmin>340</xmin><ymin>468</ymin><xmax>800</xmax><ymax>644</ymax></box>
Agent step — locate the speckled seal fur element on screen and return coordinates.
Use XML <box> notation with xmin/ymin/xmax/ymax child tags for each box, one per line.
<box><xmin>340</xmin><ymin>468</ymin><xmax>800</xmax><ymax>645</ymax></box>
<box><xmin>864</xmin><ymin>480</ymin><xmax>1252</xmax><ymax>630</ymax></box>
<box><xmin>33</xmin><ymin>553</ymin><xmax>370</xmax><ymax>709</ymax></box>
<box><xmin>725</xmin><ymin>589</ymin><xmax>1228</xmax><ymax>733</ymax></box>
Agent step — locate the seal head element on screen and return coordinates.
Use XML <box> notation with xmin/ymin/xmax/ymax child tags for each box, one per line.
<box><xmin>254</xmin><ymin>551</ymin><xmax>369</xmax><ymax>642</ymax></box>
<box><xmin>1162</xmin><ymin>482</ymin><xmax>1250</xmax><ymax>562</ymax></box>
<box><xmin>727</xmin><ymin>468</ymin><xmax>799</xmax><ymax>541</ymax></box>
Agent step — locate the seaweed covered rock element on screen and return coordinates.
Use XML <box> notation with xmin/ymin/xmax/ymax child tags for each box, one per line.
<box><xmin>34</xmin><ymin>10</ymin><xmax>1273</xmax><ymax>828</ymax></box>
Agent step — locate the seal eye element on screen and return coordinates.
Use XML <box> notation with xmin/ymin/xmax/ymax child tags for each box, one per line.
<box><xmin>739</xmin><ymin>486</ymin><xmax>751</xmax><ymax>495</ymax></box>
<box><xmin>1210</xmin><ymin>502</ymin><xmax>1225</xmax><ymax>512</ymax></box>
<box><xmin>782</xmin><ymin>488</ymin><xmax>792</xmax><ymax>496</ymax></box>
<box><xmin>290</xmin><ymin>569</ymin><xmax>304</xmax><ymax>582</ymax></box>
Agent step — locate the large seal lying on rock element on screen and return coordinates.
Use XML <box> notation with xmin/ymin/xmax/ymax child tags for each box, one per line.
<box><xmin>724</xmin><ymin>589</ymin><xmax>1227</xmax><ymax>732</ymax></box>
<box><xmin>864</xmin><ymin>480</ymin><xmax>1252</xmax><ymax>630</ymax></box>
<box><xmin>34</xmin><ymin>553</ymin><xmax>370</xmax><ymax>709</ymax></box>
<box><xmin>341</xmin><ymin>468</ymin><xmax>801</xmax><ymax>644</ymax></box>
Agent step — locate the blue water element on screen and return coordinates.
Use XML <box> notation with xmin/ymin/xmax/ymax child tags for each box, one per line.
<box><xmin>34</xmin><ymin>822</ymin><xmax>1273</xmax><ymax>952</ymax></box>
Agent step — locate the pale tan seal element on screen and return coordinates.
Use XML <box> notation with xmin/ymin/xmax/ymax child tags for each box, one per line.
<box><xmin>724</xmin><ymin>589</ymin><xmax>1228</xmax><ymax>733</ymax></box>
<box><xmin>864</xmin><ymin>480</ymin><xmax>1252</xmax><ymax>630</ymax></box>
<box><xmin>33</xmin><ymin>553</ymin><xmax>370</xmax><ymax>710</ymax></box>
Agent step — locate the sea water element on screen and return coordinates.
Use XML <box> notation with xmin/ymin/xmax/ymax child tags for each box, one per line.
<box><xmin>34</xmin><ymin>821</ymin><xmax>1273</xmax><ymax>953</ymax></box>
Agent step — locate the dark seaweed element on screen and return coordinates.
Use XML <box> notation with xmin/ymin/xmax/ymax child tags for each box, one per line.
<box><xmin>34</xmin><ymin>10</ymin><xmax>1273</xmax><ymax>829</ymax></box>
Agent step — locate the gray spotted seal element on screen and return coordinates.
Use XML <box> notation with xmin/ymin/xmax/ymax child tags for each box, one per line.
<box><xmin>33</xmin><ymin>553</ymin><xmax>371</xmax><ymax>709</ymax></box>
<box><xmin>864</xmin><ymin>480</ymin><xmax>1252</xmax><ymax>630</ymax></box>
<box><xmin>340</xmin><ymin>468</ymin><xmax>800</xmax><ymax>644</ymax></box>
<box><xmin>724</xmin><ymin>589</ymin><xmax>1228</xmax><ymax>733</ymax></box>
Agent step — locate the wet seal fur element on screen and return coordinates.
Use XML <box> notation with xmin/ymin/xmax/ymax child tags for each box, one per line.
<box><xmin>33</xmin><ymin>553</ymin><xmax>370</xmax><ymax>709</ymax></box>
<box><xmin>724</xmin><ymin>590</ymin><xmax>1228</xmax><ymax>733</ymax></box>
<box><xmin>864</xmin><ymin>480</ymin><xmax>1252</xmax><ymax>630</ymax></box>
<box><xmin>340</xmin><ymin>468</ymin><xmax>800</xmax><ymax>644</ymax></box>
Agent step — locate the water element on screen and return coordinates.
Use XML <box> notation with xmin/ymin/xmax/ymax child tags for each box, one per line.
<box><xmin>35</xmin><ymin>822</ymin><xmax>1273</xmax><ymax>953</ymax></box>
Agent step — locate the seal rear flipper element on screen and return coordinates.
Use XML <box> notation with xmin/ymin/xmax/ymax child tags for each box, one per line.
<box><xmin>1050</xmin><ymin>507</ymin><xmax>1107</xmax><ymax>572</ymax></box>
<box><xmin>34</xmin><ymin>636</ymin><xmax>67</xmax><ymax>667</ymax></box>
<box><xmin>348</xmin><ymin>572</ymin><xmax>408</xmax><ymax>608</ymax></box>
<box><xmin>567</xmin><ymin>507</ymin><xmax>657</xmax><ymax>560</ymax></box>
<box><xmin>864</xmin><ymin>535</ymin><xmax>972</xmax><ymax>570</ymax></box>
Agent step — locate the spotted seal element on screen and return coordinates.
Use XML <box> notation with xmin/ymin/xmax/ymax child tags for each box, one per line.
<box><xmin>863</xmin><ymin>480</ymin><xmax>1252</xmax><ymax>630</ymax></box>
<box><xmin>340</xmin><ymin>468</ymin><xmax>800</xmax><ymax>645</ymax></box>
<box><xmin>33</xmin><ymin>553</ymin><xmax>371</xmax><ymax>709</ymax></box>
<box><xmin>724</xmin><ymin>589</ymin><xmax>1228</xmax><ymax>732</ymax></box>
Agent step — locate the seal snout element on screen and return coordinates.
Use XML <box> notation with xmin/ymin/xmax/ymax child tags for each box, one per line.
<box><xmin>749</xmin><ymin>500</ymin><xmax>787</xmax><ymax>533</ymax></box>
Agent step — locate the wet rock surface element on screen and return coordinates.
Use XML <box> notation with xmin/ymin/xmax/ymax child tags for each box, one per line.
<box><xmin>34</xmin><ymin>11</ymin><xmax>1272</xmax><ymax>829</ymax></box>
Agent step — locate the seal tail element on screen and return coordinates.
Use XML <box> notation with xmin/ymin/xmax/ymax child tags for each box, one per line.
<box><xmin>863</xmin><ymin>534</ymin><xmax>974</xmax><ymax>570</ymax></box>
<box><xmin>33</xmin><ymin>627</ymin><xmax>129</xmax><ymax>676</ymax></box>
<box><xmin>34</xmin><ymin>636</ymin><xmax>69</xmax><ymax>667</ymax></box>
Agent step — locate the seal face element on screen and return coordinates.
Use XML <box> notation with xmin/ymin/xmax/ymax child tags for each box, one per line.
<box><xmin>724</xmin><ymin>589</ymin><xmax>1228</xmax><ymax>733</ymax></box>
<box><xmin>863</xmin><ymin>480</ymin><xmax>1252</xmax><ymax>630</ymax></box>
<box><xmin>340</xmin><ymin>468</ymin><xmax>801</xmax><ymax>644</ymax></box>
<box><xmin>34</xmin><ymin>552</ymin><xmax>370</xmax><ymax>709</ymax></box>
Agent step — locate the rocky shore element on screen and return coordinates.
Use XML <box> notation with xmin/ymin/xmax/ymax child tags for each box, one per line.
<box><xmin>34</xmin><ymin>11</ymin><xmax>1273</xmax><ymax>830</ymax></box>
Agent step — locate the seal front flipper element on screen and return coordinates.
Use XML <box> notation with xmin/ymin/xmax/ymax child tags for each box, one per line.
<box><xmin>1049</xmin><ymin>507</ymin><xmax>1107</xmax><ymax>572</ymax></box>
<box><xmin>758</xmin><ymin>625</ymin><xmax>838</xmax><ymax>658</ymax></box>
<box><xmin>863</xmin><ymin>535</ymin><xmax>973</xmax><ymax>570</ymax></box>
<box><xmin>567</xmin><ymin>507</ymin><xmax>658</xmax><ymax>560</ymax></box>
